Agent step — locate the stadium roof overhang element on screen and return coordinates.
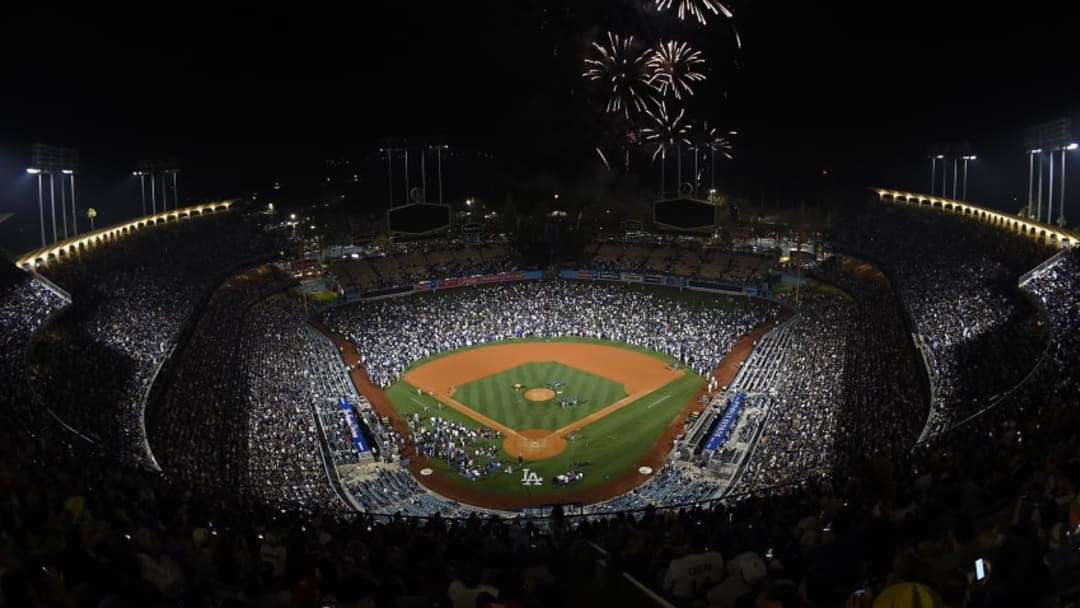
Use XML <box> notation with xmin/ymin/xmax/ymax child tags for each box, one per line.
<box><xmin>870</xmin><ymin>188</ymin><xmax>1078</xmax><ymax>249</ymax></box>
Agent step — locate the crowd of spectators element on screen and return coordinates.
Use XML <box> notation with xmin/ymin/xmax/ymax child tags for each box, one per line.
<box><xmin>739</xmin><ymin>271</ymin><xmax>927</xmax><ymax>489</ymax></box>
<box><xmin>582</xmin><ymin>238</ymin><xmax>777</xmax><ymax>285</ymax></box>
<box><xmin>331</xmin><ymin>241</ymin><xmax>518</xmax><ymax>293</ymax></box>
<box><xmin>839</xmin><ymin>204</ymin><xmax>1052</xmax><ymax>437</ymax></box>
<box><xmin>2</xmin><ymin>200</ymin><xmax>1080</xmax><ymax>606</ymax></box>
<box><xmin>0</xmin><ymin>269</ymin><xmax>68</xmax><ymax>427</ymax></box>
<box><xmin>327</xmin><ymin>280</ymin><xmax>777</xmax><ymax>388</ymax></box>
<box><xmin>25</xmin><ymin>212</ymin><xmax>275</xmax><ymax>468</ymax></box>
<box><xmin>150</xmin><ymin>266</ymin><xmax>364</xmax><ymax>510</ymax></box>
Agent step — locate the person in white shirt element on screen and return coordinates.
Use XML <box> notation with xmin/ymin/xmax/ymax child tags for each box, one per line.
<box><xmin>663</xmin><ymin>539</ymin><xmax>725</xmax><ymax>601</ymax></box>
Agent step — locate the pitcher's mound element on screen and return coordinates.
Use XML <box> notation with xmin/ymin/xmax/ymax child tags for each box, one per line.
<box><xmin>524</xmin><ymin>388</ymin><xmax>556</xmax><ymax>402</ymax></box>
<box><xmin>504</xmin><ymin>429</ymin><xmax>567</xmax><ymax>460</ymax></box>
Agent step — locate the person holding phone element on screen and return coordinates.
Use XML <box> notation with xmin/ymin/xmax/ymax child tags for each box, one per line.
<box><xmin>974</xmin><ymin>558</ymin><xmax>989</xmax><ymax>583</ymax></box>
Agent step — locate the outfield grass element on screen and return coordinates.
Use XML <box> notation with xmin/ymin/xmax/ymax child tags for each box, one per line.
<box><xmin>384</xmin><ymin>339</ymin><xmax>706</xmax><ymax>498</ymax></box>
<box><xmin>453</xmin><ymin>361</ymin><xmax>626</xmax><ymax>430</ymax></box>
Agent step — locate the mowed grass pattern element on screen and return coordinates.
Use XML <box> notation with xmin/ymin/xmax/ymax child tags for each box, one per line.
<box><xmin>385</xmin><ymin>371</ymin><xmax>704</xmax><ymax>497</ymax></box>
<box><xmin>453</xmin><ymin>362</ymin><xmax>627</xmax><ymax>430</ymax></box>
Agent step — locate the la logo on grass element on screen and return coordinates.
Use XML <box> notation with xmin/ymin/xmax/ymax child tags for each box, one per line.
<box><xmin>520</xmin><ymin>468</ymin><xmax>543</xmax><ymax>486</ymax></box>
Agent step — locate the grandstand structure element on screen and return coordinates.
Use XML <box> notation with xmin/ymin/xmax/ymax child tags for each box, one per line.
<box><xmin>872</xmin><ymin>187</ymin><xmax>1077</xmax><ymax>248</ymax></box>
<box><xmin>1</xmin><ymin>186</ymin><xmax>1079</xmax><ymax>607</ymax></box>
<box><xmin>15</xmin><ymin>199</ymin><xmax>235</xmax><ymax>270</ymax></box>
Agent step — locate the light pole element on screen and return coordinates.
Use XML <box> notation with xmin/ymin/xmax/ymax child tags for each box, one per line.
<box><xmin>27</xmin><ymin>168</ymin><xmax>45</xmax><ymax>247</ymax></box>
<box><xmin>691</xmin><ymin>146</ymin><xmax>700</xmax><ymax>197</ymax></box>
<box><xmin>952</xmin><ymin>156</ymin><xmax>958</xmax><ymax>199</ymax></box>
<box><xmin>1048</xmin><ymin>150</ymin><xmax>1055</xmax><ymax>225</ymax></box>
<box><xmin>710</xmin><ymin>145</ymin><xmax>717</xmax><ymax>193</ymax></box>
<box><xmin>49</xmin><ymin>173</ymin><xmax>57</xmax><ymax>244</ymax></box>
<box><xmin>171</xmin><ymin>170</ymin><xmax>179</xmax><ymax>209</ymax></box>
<box><xmin>1037</xmin><ymin>151</ymin><xmax>1044</xmax><ymax>222</ymax></box>
<box><xmin>436</xmin><ymin>145</ymin><xmax>447</xmax><ymax>205</ymax></box>
<box><xmin>1059</xmin><ymin>143</ymin><xmax>1078</xmax><ymax>227</ymax></box>
<box><xmin>675</xmin><ymin>144</ymin><xmax>683</xmax><ymax>192</ymax></box>
<box><xmin>420</xmin><ymin>147</ymin><xmax>427</xmax><ymax>201</ymax></box>
<box><xmin>134</xmin><ymin>172</ymin><xmax>148</xmax><ymax>215</ymax></box>
<box><xmin>930</xmin><ymin>155</ymin><xmax>943</xmax><ymax>196</ymax></box>
<box><xmin>941</xmin><ymin>155</ymin><xmax>948</xmax><ymax>197</ymax></box>
<box><xmin>59</xmin><ymin>170</ymin><xmax>68</xmax><ymax>240</ymax></box>
<box><xmin>63</xmin><ymin>170</ymin><xmax>77</xmax><ymax>236</ymax></box>
<box><xmin>1028</xmin><ymin>149</ymin><xmax>1038</xmax><ymax>218</ymax></box>
<box><xmin>384</xmin><ymin>148</ymin><xmax>394</xmax><ymax>207</ymax></box>
<box><xmin>150</xmin><ymin>172</ymin><xmax>158</xmax><ymax>214</ymax></box>
<box><xmin>660</xmin><ymin>145</ymin><xmax>667</xmax><ymax>197</ymax></box>
<box><xmin>961</xmin><ymin>155</ymin><xmax>976</xmax><ymax>201</ymax></box>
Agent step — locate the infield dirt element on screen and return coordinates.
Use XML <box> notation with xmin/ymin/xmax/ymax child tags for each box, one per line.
<box><xmin>402</xmin><ymin>342</ymin><xmax>681</xmax><ymax>460</ymax></box>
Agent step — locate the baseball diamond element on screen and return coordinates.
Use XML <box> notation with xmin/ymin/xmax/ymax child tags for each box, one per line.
<box><xmin>392</xmin><ymin>340</ymin><xmax>701</xmax><ymax>498</ymax></box>
<box><xmin>324</xmin><ymin>320</ymin><xmax>782</xmax><ymax>510</ymax></box>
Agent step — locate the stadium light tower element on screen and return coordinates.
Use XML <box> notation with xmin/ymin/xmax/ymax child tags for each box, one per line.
<box><xmin>961</xmin><ymin>155</ymin><xmax>976</xmax><ymax>201</ymax></box>
<box><xmin>30</xmin><ymin>144</ymin><xmax>79</xmax><ymax>246</ymax></box>
<box><xmin>952</xmin><ymin>156</ymin><xmax>959</xmax><ymax>199</ymax></box>
<box><xmin>27</xmin><ymin>168</ymin><xmax>45</xmax><ymax>247</ymax></box>
<box><xmin>49</xmin><ymin>173</ymin><xmax>57</xmax><ymax>243</ymax></box>
<box><xmin>1048</xmin><ymin>149</ymin><xmax>1055</xmax><ymax>225</ymax></box>
<box><xmin>62</xmin><ymin>169</ymin><xmax>77</xmax><ymax>236</ymax></box>
<box><xmin>168</xmin><ymin>169</ymin><xmax>180</xmax><ymax>209</ymax></box>
<box><xmin>133</xmin><ymin>172</ymin><xmax>148</xmax><ymax>216</ymax></box>
<box><xmin>136</xmin><ymin>158</ymin><xmax>181</xmax><ymax>214</ymax></box>
<box><xmin>1037</xmin><ymin>151</ymin><xmax>1045</xmax><ymax>222</ymax></box>
<box><xmin>1024</xmin><ymin>119</ymin><xmax>1072</xmax><ymax>222</ymax></box>
<box><xmin>1059</xmin><ymin>143</ymin><xmax>1078</xmax><ymax>227</ymax></box>
<box><xmin>150</xmin><ymin>172</ymin><xmax>157</xmax><ymax>213</ymax></box>
<box><xmin>436</xmin><ymin>144</ymin><xmax>448</xmax><ymax>204</ymax></box>
<box><xmin>1028</xmin><ymin>149</ymin><xmax>1039</xmax><ymax>218</ymax></box>
<box><xmin>930</xmin><ymin>155</ymin><xmax>943</xmax><ymax>196</ymax></box>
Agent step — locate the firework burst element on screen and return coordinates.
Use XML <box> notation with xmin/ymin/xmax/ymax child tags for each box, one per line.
<box><xmin>698</xmin><ymin>123</ymin><xmax>735</xmax><ymax>159</ymax></box>
<box><xmin>654</xmin><ymin>0</ymin><xmax>733</xmax><ymax>25</ymax></box>
<box><xmin>582</xmin><ymin>32</ymin><xmax>656</xmax><ymax>118</ymax></box>
<box><xmin>641</xmin><ymin>100</ymin><xmax>692</xmax><ymax>161</ymax></box>
<box><xmin>646</xmin><ymin>40</ymin><xmax>706</xmax><ymax>101</ymax></box>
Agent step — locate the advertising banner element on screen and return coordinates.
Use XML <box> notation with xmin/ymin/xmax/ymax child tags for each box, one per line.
<box><xmin>704</xmin><ymin>392</ymin><xmax>746</xmax><ymax>452</ymax></box>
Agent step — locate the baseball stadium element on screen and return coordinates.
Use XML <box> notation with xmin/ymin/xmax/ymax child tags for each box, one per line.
<box><xmin>2</xmin><ymin>5</ymin><xmax>1080</xmax><ymax>608</ymax></box>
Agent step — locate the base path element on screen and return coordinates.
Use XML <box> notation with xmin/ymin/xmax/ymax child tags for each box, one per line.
<box><xmin>404</xmin><ymin>341</ymin><xmax>683</xmax><ymax>461</ymax></box>
<box><xmin>312</xmin><ymin>304</ymin><xmax>791</xmax><ymax>511</ymax></box>
<box><xmin>504</xmin><ymin>429</ymin><xmax>567</xmax><ymax>460</ymax></box>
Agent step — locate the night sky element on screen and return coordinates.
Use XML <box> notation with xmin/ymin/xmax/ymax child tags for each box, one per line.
<box><xmin>0</xmin><ymin>1</ymin><xmax>1077</xmax><ymax>252</ymax></box>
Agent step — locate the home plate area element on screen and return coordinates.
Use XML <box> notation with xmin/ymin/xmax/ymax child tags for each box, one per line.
<box><xmin>503</xmin><ymin>428</ymin><xmax>567</xmax><ymax>459</ymax></box>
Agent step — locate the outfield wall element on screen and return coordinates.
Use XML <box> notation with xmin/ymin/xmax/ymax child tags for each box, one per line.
<box><xmin>340</xmin><ymin>270</ymin><xmax>545</xmax><ymax>304</ymax></box>
<box><xmin>558</xmin><ymin>269</ymin><xmax>761</xmax><ymax>297</ymax></box>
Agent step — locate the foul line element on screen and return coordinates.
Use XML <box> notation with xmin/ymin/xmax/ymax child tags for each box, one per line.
<box><xmin>554</xmin><ymin>381</ymin><xmax>677</xmax><ymax>437</ymax></box>
<box><xmin>414</xmin><ymin>372</ymin><xmax>684</xmax><ymax>448</ymax></box>
<box><xmin>419</xmin><ymin>387</ymin><xmax>524</xmax><ymax>439</ymax></box>
<box><xmin>645</xmin><ymin>395</ymin><xmax>671</xmax><ymax>409</ymax></box>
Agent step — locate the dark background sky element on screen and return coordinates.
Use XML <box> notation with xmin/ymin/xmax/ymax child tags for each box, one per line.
<box><xmin>0</xmin><ymin>1</ymin><xmax>1077</xmax><ymax>252</ymax></box>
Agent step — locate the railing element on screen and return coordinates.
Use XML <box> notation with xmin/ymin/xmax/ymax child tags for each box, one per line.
<box><xmin>30</xmin><ymin>271</ymin><xmax>72</xmax><ymax>301</ymax></box>
<box><xmin>1019</xmin><ymin>247</ymin><xmax>1067</xmax><ymax>286</ymax></box>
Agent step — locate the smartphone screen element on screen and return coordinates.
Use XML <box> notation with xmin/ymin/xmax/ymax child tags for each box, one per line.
<box><xmin>975</xmin><ymin>558</ymin><xmax>986</xmax><ymax>581</ymax></box>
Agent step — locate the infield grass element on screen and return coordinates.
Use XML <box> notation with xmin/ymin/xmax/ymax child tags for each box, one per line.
<box><xmin>453</xmin><ymin>361</ymin><xmax>626</xmax><ymax>430</ymax></box>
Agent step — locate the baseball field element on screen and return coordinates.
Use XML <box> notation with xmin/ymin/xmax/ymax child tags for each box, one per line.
<box><xmin>315</xmin><ymin>290</ymin><xmax>784</xmax><ymax>510</ymax></box>
<box><xmin>384</xmin><ymin>338</ymin><xmax>704</xmax><ymax>498</ymax></box>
